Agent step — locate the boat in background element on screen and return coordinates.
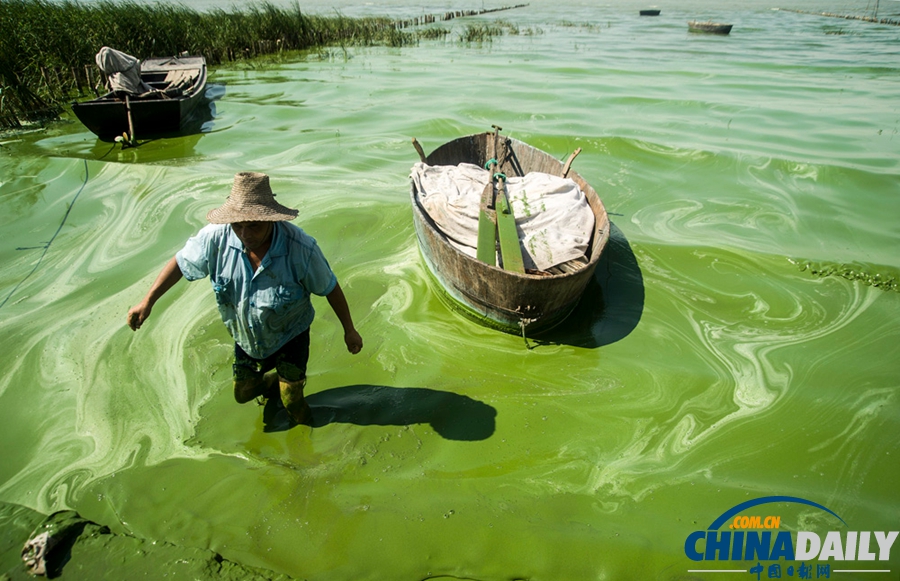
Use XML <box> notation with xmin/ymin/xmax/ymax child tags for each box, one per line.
<box><xmin>72</xmin><ymin>54</ymin><xmax>208</xmax><ymax>141</ymax></box>
<box><xmin>409</xmin><ymin>130</ymin><xmax>611</xmax><ymax>336</ymax></box>
<box><xmin>688</xmin><ymin>20</ymin><xmax>733</xmax><ymax>34</ymax></box>
<box><xmin>640</xmin><ymin>9</ymin><xmax>661</xmax><ymax>16</ymax></box>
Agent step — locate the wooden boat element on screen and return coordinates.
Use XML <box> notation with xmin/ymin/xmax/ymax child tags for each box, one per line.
<box><xmin>688</xmin><ymin>20</ymin><xmax>733</xmax><ymax>34</ymax></box>
<box><xmin>640</xmin><ymin>9</ymin><xmax>661</xmax><ymax>16</ymax></box>
<box><xmin>410</xmin><ymin>131</ymin><xmax>611</xmax><ymax>335</ymax></box>
<box><xmin>71</xmin><ymin>55</ymin><xmax>207</xmax><ymax>140</ymax></box>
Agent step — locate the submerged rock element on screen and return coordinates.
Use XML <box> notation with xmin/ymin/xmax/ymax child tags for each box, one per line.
<box><xmin>1</xmin><ymin>502</ymin><xmax>295</xmax><ymax>580</ymax></box>
<box><xmin>21</xmin><ymin>510</ymin><xmax>96</xmax><ymax>576</ymax></box>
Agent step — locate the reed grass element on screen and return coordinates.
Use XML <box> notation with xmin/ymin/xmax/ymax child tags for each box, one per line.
<box><xmin>416</xmin><ymin>27</ymin><xmax>452</xmax><ymax>41</ymax></box>
<box><xmin>0</xmin><ymin>0</ymin><xmax>415</xmax><ymax>128</ymax></box>
<box><xmin>487</xmin><ymin>19</ymin><xmax>543</xmax><ymax>36</ymax></box>
<box><xmin>459</xmin><ymin>23</ymin><xmax>505</xmax><ymax>43</ymax></box>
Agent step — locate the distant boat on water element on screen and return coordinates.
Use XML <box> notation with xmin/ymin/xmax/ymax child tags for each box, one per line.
<box><xmin>688</xmin><ymin>20</ymin><xmax>733</xmax><ymax>34</ymax></box>
<box><xmin>640</xmin><ymin>9</ymin><xmax>661</xmax><ymax>16</ymax></box>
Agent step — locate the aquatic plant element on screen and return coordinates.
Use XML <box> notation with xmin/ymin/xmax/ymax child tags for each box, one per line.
<box><xmin>519</xmin><ymin>26</ymin><xmax>544</xmax><ymax>36</ymax></box>
<box><xmin>793</xmin><ymin>258</ymin><xmax>899</xmax><ymax>293</ymax></box>
<box><xmin>417</xmin><ymin>27</ymin><xmax>452</xmax><ymax>41</ymax></box>
<box><xmin>0</xmin><ymin>0</ymin><xmax>535</xmax><ymax>127</ymax></box>
<box><xmin>459</xmin><ymin>23</ymin><xmax>505</xmax><ymax>43</ymax></box>
<box><xmin>0</xmin><ymin>0</ymin><xmax>531</xmax><ymax>127</ymax></box>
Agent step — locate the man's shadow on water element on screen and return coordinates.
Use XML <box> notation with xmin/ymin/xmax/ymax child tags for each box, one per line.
<box><xmin>263</xmin><ymin>225</ymin><xmax>638</xmax><ymax>432</ymax></box>
<box><xmin>263</xmin><ymin>385</ymin><xmax>497</xmax><ymax>440</ymax></box>
<box><xmin>532</xmin><ymin>221</ymin><xmax>645</xmax><ymax>349</ymax></box>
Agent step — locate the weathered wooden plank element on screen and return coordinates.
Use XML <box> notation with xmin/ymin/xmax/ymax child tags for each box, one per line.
<box><xmin>476</xmin><ymin>183</ymin><xmax>497</xmax><ymax>265</ymax></box>
<box><xmin>479</xmin><ymin>137</ymin><xmax>501</xmax><ymax>266</ymax></box>
<box><xmin>495</xmin><ymin>180</ymin><xmax>524</xmax><ymax>274</ymax></box>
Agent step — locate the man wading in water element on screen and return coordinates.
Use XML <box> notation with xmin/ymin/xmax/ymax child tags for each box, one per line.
<box><xmin>127</xmin><ymin>172</ymin><xmax>363</xmax><ymax>424</ymax></box>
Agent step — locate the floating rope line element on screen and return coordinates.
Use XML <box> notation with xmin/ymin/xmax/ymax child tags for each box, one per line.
<box><xmin>0</xmin><ymin>159</ymin><xmax>90</xmax><ymax>310</ymax></box>
<box><xmin>777</xmin><ymin>8</ymin><xmax>900</xmax><ymax>26</ymax></box>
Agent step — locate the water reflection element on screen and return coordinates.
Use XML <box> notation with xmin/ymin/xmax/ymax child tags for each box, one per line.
<box><xmin>96</xmin><ymin>82</ymin><xmax>224</xmax><ymax>143</ymax></box>
<box><xmin>87</xmin><ymin>132</ymin><xmax>205</xmax><ymax>163</ymax></box>
<box><xmin>535</xmin><ymin>222</ymin><xmax>644</xmax><ymax>348</ymax></box>
<box><xmin>93</xmin><ymin>82</ymin><xmax>224</xmax><ymax>154</ymax></box>
<box><xmin>184</xmin><ymin>82</ymin><xmax>224</xmax><ymax>136</ymax></box>
<box><xmin>262</xmin><ymin>384</ymin><xmax>497</xmax><ymax>441</ymax></box>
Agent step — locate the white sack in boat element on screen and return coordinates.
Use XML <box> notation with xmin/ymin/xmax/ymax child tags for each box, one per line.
<box><xmin>410</xmin><ymin>162</ymin><xmax>594</xmax><ymax>272</ymax></box>
<box><xmin>95</xmin><ymin>46</ymin><xmax>153</xmax><ymax>95</ymax></box>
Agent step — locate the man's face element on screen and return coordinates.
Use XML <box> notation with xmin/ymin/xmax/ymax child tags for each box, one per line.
<box><xmin>232</xmin><ymin>221</ymin><xmax>273</xmax><ymax>251</ymax></box>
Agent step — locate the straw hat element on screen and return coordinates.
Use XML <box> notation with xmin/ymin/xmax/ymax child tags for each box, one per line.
<box><xmin>206</xmin><ymin>172</ymin><xmax>299</xmax><ymax>224</ymax></box>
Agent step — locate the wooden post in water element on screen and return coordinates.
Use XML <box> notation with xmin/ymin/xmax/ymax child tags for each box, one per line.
<box><xmin>124</xmin><ymin>95</ymin><xmax>137</xmax><ymax>144</ymax></box>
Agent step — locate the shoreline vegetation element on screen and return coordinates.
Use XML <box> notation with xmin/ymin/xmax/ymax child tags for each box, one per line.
<box><xmin>0</xmin><ymin>0</ymin><xmax>527</xmax><ymax>129</ymax></box>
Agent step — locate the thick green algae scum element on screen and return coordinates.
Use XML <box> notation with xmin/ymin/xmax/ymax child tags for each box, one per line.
<box><xmin>1</xmin><ymin>0</ymin><xmax>899</xmax><ymax>579</ymax></box>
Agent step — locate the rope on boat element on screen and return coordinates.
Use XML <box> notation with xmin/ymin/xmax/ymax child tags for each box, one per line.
<box><xmin>518</xmin><ymin>316</ymin><xmax>537</xmax><ymax>349</ymax></box>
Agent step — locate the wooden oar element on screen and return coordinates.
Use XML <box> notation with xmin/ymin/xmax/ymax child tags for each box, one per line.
<box><xmin>476</xmin><ymin>127</ymin><xmax>502</xmax><ymax>266</ymax></box>
<box><xmin>494</xmin><ymin>172</ymin><xmax>524</xmax><ymax>274</ymax></box>
<box><xmin>488</xmin><ymin>127</ymin><xmax>524</xmax><ymax>274</ymax></box>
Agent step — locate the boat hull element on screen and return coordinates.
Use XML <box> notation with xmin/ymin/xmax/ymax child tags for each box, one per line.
<box><xmin>688</xmin><ymin>21</ymin><xmax>733</xmax><ymax>34</ymax></box>
<box><xmin>410</xmin><ymin>133</ymin><xmax>610</xmax><ymax>335</ymax></box>
<box><xmin>72</xmin><ymin>55</ymin><xmax>208</xmax><ymax>140</ymax></box>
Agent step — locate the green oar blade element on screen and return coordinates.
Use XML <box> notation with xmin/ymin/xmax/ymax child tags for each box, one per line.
<box><xmin>477</xmin><ymin>209</ymin><xmax>497</xmax><ymax>266</ymax></box>
<box><xmin>495</xmin><ymin>188</ymin><xmax>524</xmax><ymax>274</ymax></box>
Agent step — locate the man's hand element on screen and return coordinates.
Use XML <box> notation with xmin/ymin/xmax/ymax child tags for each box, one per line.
<box><xmin>344</xmin><ymin>329</ymin><xmax>363</xmax><ymax>354</ymax></box>
<box><xmin>326</xmin><ymin>283</ymin><xmax>363</xmax><ymax>354</ymax></box>
<box><xmin>126</xmin><ymin>256</ymin><xmax>184</xmax><ymax>332</ymax></box>
<box><xmin>127</xmin><ymin>302</ymin><xmax>152</xmax><ymax>331</ymax></box>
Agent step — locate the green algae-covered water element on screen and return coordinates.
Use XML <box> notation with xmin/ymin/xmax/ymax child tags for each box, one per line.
<box><xmin>1</xmin><ymin>0</ymin><xmax>899</xmax><ymax>579</ymax></box>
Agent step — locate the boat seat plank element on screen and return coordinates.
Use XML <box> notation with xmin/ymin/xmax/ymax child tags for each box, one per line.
<box><xmin>164</xmin><ymin>69</ymin><xmax>198</xmax><ymax>89</ymax></box>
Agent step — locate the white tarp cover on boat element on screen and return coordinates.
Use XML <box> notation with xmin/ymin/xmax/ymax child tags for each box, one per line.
<box><xmin>95</xmin><ymin>47</ymin><xmax>153</xmax><ymax>95</ymax></box>
<box><xmin>411</xmin><ymin>162</ymin><xmax>595</xmax><ymax>271</ymax></box>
